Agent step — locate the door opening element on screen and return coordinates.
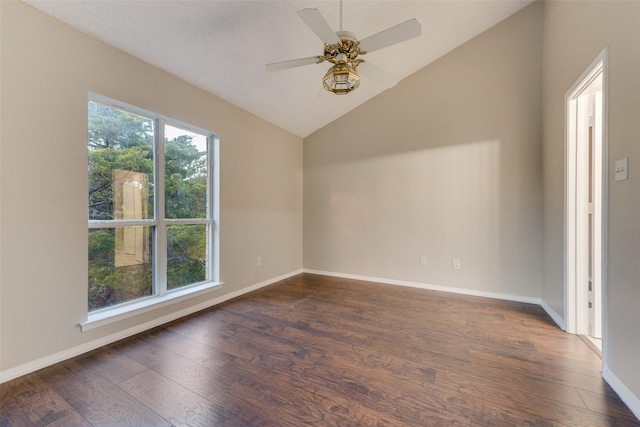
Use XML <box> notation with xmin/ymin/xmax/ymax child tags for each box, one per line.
<box><xmin>565</xmin><ymin>50</ymin><xmax>607</xmax><ymax>355</ymax></box>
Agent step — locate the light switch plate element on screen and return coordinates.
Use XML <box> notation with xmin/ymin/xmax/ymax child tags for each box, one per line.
<box><xmin>615</xmin><ymin>157</ymin><xmax>629</xmax><ymax>181</ymax></box>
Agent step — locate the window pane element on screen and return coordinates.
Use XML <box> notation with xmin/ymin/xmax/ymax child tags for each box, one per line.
<box><xmin>164</xmin><ymin>125</ymin><xmax>207</xmax><ymax>219</ymax></box>
<box><xmin>167</xmin><ymin>224</ymin><xmax>207</xmax><ymax>290</ymax></box>
<box><xmin>88</xmin><ymin>101</ymin><xmax>154</xmax><ymax>220</ymax></box>
<box><xmin>88</xmin><ymin>227</ymin><xmax>154</xmax><ymax>310</ymax></box>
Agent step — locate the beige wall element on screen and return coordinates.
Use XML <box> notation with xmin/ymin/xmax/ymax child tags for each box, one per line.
<box><xmin>304</xmin><ymin>3</ymin><xmax>543</xmax><ymax>299</ymax></box>
<box><xmin>542</xmin><ymin>0</ymin><xmax>640</xmax><ymax>402</ymax></box>
<box><xmin>2</xmin><ymin>0</ymin><xmax>639</xmax><ymax>411</ymax></box>
<box><xmin>0</xmin><ymin>1</ymin><xmax>302</xmax><ymax>374</ymax></box>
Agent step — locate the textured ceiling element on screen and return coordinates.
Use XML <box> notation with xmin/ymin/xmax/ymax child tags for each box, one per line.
<box><xmin>25</xmin><ymin>0</ymin><xmax>533</xmax><ymax>138</ymax></box>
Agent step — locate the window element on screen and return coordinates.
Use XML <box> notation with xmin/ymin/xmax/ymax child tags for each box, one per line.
<box><xmin>87</xmin><ymin>95</ymin><xmax>219</xmax><ymax>324</ymax></box>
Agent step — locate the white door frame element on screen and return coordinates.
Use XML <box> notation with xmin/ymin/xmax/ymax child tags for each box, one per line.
<box><xmin>564</xmin><ymin>48</ymin><xmax>608</xmax><ymax>349</ymax></box>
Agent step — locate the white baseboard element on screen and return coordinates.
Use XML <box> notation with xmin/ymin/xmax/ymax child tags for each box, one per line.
<box><xmin>0</xmin><ymin>269</ymin><xmax>303</xmax><ymax>384</ymax></box>
<box><xmin>303</xmin><ymin>269</ymin><xmax>542</xmax><ymax>305</ymax></box>
<box><xmin>305</xmin><ymin>269</ymin><xmax>640</xmax><ymax>419</ymax></box>
<box><xmin>11</xmin><ymin>265</ymin><xmax>635</xmax><ymax>421</ymax></box>
<box><xmin>538</xmin><ymin>299</ymin><xmax>566</xmax><ymax>331</ymax></box>
<box><xmin>305</xmin><ymin>269</ymin><xmax>570</xmax><ymax>332</ymax></box>
<box><xmin>602</xmin><ymin>364</ymin><xmax>640</xmax><ymax>421</ymax></box>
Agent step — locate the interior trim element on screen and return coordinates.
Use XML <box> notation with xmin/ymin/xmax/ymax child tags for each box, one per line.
<box><xmin>0</xmin><ymin>269</ymin><xmax>303</xmax><ymax>384</ymax></box>
<box><xmin>603</xmin><ymin>364</ymin><xmax>640</xmax><ymax>421</ymax></box>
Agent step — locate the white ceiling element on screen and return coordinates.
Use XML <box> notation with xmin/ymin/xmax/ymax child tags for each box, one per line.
<box><xmin>25</xmin><ymin>0</ymin><xmax>533</xmax><ymax>138</ymax></box>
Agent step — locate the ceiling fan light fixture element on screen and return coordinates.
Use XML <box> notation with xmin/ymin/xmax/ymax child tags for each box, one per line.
<box><xmin>323</xmin><ymin>62</ymin><xmax>360</xmax><ymax>95</ymax></box>
<box><xmin>265</xmin><ymin>8</ymin><xmax>421</xmax><ymax>97</ymax></box>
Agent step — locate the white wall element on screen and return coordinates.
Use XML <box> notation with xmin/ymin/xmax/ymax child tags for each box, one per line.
<box><xmin>541</xmin><ymin>0</ymin><xmax>640</xmax><ymax>407</ymax></box>
<box><xmin>304</xmin><ymin>3</ymin><xmax>543</xmax><ymax>299</ymax></box>
<box><xmin>3</xmin><ymin>0</ymin><xmax>639</xmax><ymax>413</ymax></box>
<box><xmin>0</xmin><ymin>1</ymin><xmax>302</xmax><ymax>376</ymax></box>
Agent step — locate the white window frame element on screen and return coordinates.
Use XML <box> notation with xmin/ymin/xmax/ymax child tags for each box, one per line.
<box><xmin>82</xmin><ymin>93</ymin><xmax>221</xmax><ymax>331</ymax></box>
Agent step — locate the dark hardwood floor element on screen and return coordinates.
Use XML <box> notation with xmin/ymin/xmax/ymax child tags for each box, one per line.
<box><xmin>2</xmin><ymin>273</ymin><xmax>639</xmax><ymax>426</ymax></box>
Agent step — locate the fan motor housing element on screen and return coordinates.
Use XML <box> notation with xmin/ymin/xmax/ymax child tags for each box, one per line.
<box><xmin>324</xmin><ymin>30</ymin><xmax>362</xmax><ymax>62</ymax></box>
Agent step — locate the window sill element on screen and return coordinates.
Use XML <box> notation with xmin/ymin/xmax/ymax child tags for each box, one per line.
<box><xmin>80</xmin><ymin>281</ymin><xmax>223</xmax><ymax>332</ymax></box>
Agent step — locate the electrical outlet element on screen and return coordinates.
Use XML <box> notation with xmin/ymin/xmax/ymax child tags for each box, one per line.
<box><xmin>615</xmin><ymin>157</ymin><xmax>629</xmax><ymax>181</ymax></box>
<box><xmin>452</xmin><ymin>259</ymin><xmax>461</xmax><ymax>270</ymax></box>
<box><xmin>257</xmin><ymin>257</ymin><xmax>261</xmax><ymax>266</ymax></box>
<box><xmin>420</xmin><ymin>257</ymin><xmax>427</xmax><ymax>266</ymax></box>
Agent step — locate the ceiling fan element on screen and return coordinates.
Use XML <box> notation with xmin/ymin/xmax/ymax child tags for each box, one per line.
<box><xmin>265</xmin><ymin>5</ymin><xmax>421</xmax><ymax>95</ymax></box>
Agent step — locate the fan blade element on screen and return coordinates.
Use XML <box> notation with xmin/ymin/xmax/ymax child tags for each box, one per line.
<box><xmin>358</xmin><ymin>61</ymin><xmax>400</xmax><ymax>88</ymax></box>
<box><xmin>359</xmin><ymin>18</ymin><xmax>421</xmax><ymax>53</ymax></box>
<box><xmin>265</xmin><ymin>56</ymin><xmax>320</xmax><ymax>72</ymax></box>
<box><xmin>297</xmin><ymin>8</ymin><xmax>341</xmax><ymax>45</ymax></box>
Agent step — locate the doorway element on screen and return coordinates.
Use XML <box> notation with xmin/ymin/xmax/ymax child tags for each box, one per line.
<box><xmin>565</xmin><ymin>50</ymin><xmax>607</xmax><ymax>353</ymax></box>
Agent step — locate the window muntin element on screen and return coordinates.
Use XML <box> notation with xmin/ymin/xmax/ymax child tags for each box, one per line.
<box><xmin>88</xmin><ymin>98</ymin><xmax>216</xmax><ymax>312</ymax></box>
<box><xmin>88</xmin><ymin>102</ymin><xmax>154</xmax><ymax>221</ymax></box>
<box><xmin>88</xmin><ymin>227</ymin><xmax>154</xmax><ymax>310</ymax></box>
<box><xmin>164</xmin><ymin>125</ymin><xmax>208</xmax><ymax>219</ymax></box>
<box><xmin>167</xmin><ymin>224</ymin><xmax>207</xmax><ymax>290</ymax></box>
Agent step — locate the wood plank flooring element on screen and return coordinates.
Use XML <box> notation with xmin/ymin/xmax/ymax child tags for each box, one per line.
<box><xmin>2</xmin><ymin>273</ymin><xmax>639</xmax><ymax>426</ymax></box>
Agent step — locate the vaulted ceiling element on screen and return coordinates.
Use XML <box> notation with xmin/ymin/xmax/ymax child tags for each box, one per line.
<box><xmin>26</xmin><ymin>0</ymin><xmax>533</xmax><ymax>138</ymax></box>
